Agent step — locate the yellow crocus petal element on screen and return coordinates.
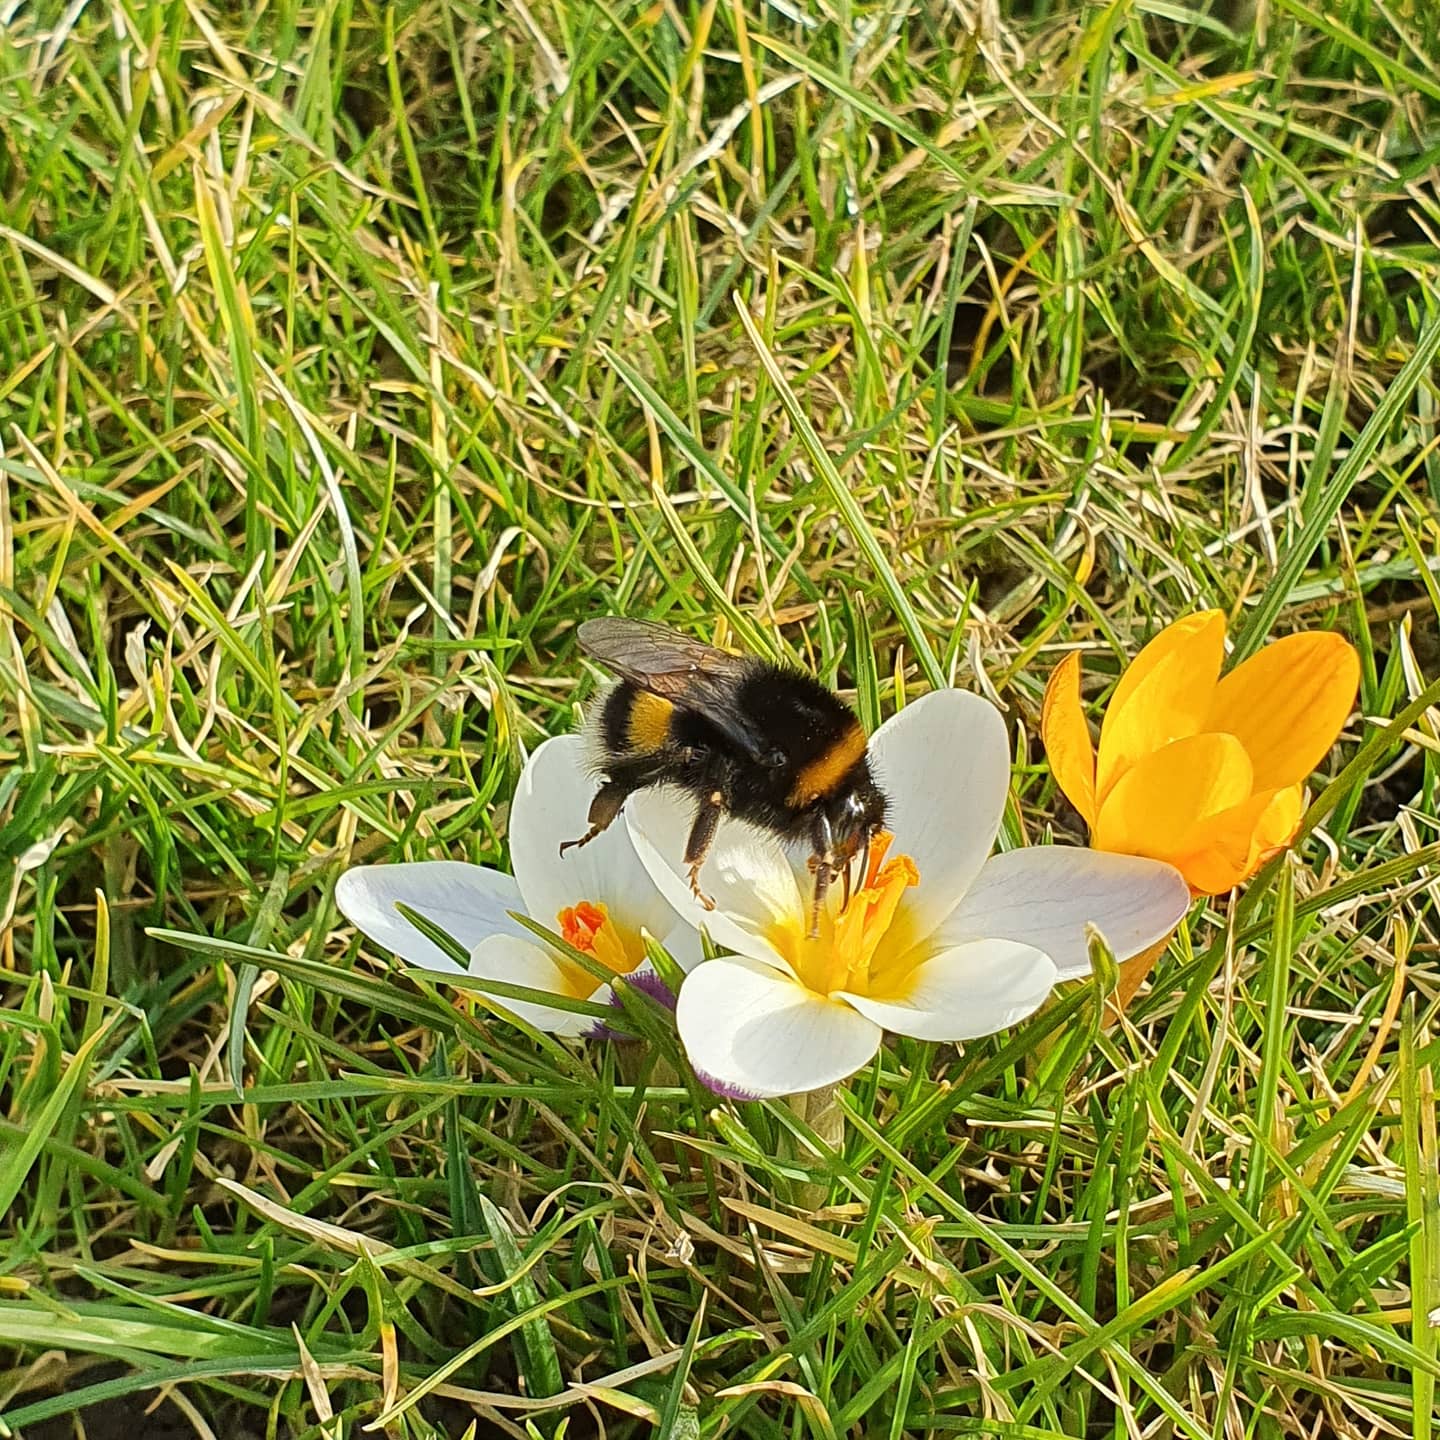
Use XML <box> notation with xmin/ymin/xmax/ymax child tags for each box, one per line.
<box><xmin>1041</xmin><ymin>651</ymin><xmax>1098</xmax><ymax>825</ymax></box>
<box><xmin>1245</xmin><ymin>783</ymin><xmax>1307</xmax><ymax>873</ymax></box>
<box><xmin>1096</xmin><ymin>611</ymin><xmax>1227</xmax><ymax>802</ymax></box>
<box><xmin>1172</xmin><ymin>784</ymin><xmax>1305</xmax><ymax>896</ymax></box>
<box><xmin>1112</xmin><ymin>932</ymin><xmax>1175</xmax><ymax>1014</ymax></box>
<box><xmin>1203</xmin><ymin>632</ymin><xmax>1360</xmax><ymax>791</ymax></box>
<box><xmin>1093</xmin><ymin>731</ymin><xmax>1253</xmax><ymax>862</ymax></box>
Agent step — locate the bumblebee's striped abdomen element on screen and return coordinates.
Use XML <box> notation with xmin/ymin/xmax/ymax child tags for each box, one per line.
<box><xmin>787</xmin><ymin>716</ymin><xmax>867</xmax><ymax>806</ymax></box>
<box><xmin>626</xmin><ymin>690</ymin><xmax>674</xmax><ymax>751</ymax></box>
<box><xmin>600</xmin><ymin>682</ymin><xmax>675</xmax><ymax>756</ymax></box>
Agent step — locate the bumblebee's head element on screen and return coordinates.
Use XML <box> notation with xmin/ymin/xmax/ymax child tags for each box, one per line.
<box><xmin>804</xmin><ymin>762</ymin><xmax>889</xmax><ymax>929</ymax></box>
<box><xmin>825</xmin><ymin>764</ymin><xmax>888</xmax><ymax>869</ymax></box>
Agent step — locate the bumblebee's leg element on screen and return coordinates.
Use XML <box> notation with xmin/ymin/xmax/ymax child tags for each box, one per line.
<box><xmin>560</xmin><ymin>748</ymin><xmax>679</xmax><ymax>857</ymax></box>
<box><xmin>558</xmin><ymin>778</ymin><xmax>631</xmax><ymax>857</ymax></box>
<box><xmin>806</xmin><ymin>810</ymin><xmax>838</xmax><ymax>937</ymax></box>
<box><xmin>683</xmin><ymin>790</ymin><xmax>726</xmax><ymax>910</ymax></box>
<box><xmin>806</xmin><ymin>856</ymin><xmax>835</xmax><ymax>938</ymax></box>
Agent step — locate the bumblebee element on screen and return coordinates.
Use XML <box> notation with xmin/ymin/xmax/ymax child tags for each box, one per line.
<box><xmin>561</xmin><ymin>617</ymin><xmax>889</xmax><ymax>929</ymax></box>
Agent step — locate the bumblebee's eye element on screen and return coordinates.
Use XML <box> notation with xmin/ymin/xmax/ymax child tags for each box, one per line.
<box><xmin>763</xmin><ymin>747</ymin><xmax>788</xmax><ymax>769</ymax></box>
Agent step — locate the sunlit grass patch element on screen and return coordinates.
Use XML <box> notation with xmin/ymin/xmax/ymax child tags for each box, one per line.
<box><xmin>2</xmin><ymin>0</ymin><xmax>1439</xmax><ymax>1434</ymax></box>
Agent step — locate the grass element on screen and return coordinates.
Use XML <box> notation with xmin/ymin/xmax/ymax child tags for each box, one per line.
<box><xmin>1</xmin><ymin>0</ymin><xmax>1439</xmax><ymax>1435</ymax></box>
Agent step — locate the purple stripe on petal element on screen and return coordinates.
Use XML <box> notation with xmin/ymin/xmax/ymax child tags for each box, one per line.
<box><xmin>619</xmin><ymin>969</ymin><xmax>678</xmax><ymax>1012</ymax></box>
<box><xmin>691</xmin><ymin>1065</ymin><xmax>764</xmax><ymax>1103</ymax></box>
<box><xmin>580</xmin><ymin>983</ymin><xmax>628</xmax><ymax>1042</ymax></box>
<box><xmin>585</xmin><ymin>970</ymin><xmax>679</xmax><ymax>1041</ymax></box>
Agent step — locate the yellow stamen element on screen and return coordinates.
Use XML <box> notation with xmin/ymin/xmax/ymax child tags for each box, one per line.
<box><xmin>556</xmin><ymin>900</ymin><xmax>635</xmax><ymax>989</ymax></box>
<box><xmin>769</xmin><ymin>831</ymin><xmax>920</xmax><ymax>998</ymax></box>
<box><xmin>831</xmin><ymin>854</ymin><xmax>918</xmax><ymax>991</ymax></box>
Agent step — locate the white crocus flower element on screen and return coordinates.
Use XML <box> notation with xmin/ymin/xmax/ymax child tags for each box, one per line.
<box><xmin>627</xmin><ymin>689</ymin><xmax>1192</xmax><ymax>1099</ymax></box>
<box><xmin>335</xmin><ymin>736</ymin><xmax>698</xmax><ymax>1034</ymax></box>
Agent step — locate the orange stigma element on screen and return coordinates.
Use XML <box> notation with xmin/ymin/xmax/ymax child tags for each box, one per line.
<box><xmin>861</xmin><ymin>829</ymin><xmax>896</xmax><ymax>891</ymax></box>
<box><xmin>556</xmin><ymin>900</ymin><xmax>632</xmax><ymax>978</ymax></box>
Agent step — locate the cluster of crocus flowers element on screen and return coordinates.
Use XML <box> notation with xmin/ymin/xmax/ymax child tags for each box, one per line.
<box><xmin>335</xmin><ymin>610</ymin><xmax>1357</xmax><ymax>1097</ymax></box>
<box><xmin>1042</xmin><ymin>610</ymin><xmax>1359</xmax><ymax>1003</ymax></box>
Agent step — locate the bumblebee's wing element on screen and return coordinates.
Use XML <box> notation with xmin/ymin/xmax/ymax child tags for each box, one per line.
<box><xmin>578</xmin><ymin>618</ymin><xmax>749</xmax><ymax>683</ymax></box>
<box><xmin>577</xmin><ymin>617</ymin><xmax>773</xmax><ymax>763</ymax></box>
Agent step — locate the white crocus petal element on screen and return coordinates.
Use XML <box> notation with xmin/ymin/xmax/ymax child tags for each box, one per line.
<box><xmin>466</xmin><ymin>933</ymin><xmax>598</xmax><ymax>1037</ymax></box>
<box><xmin>838</xmin><ymin>939</ymin><xmax>1056</xmax><ymax>1041</ymax></box>
<box><xmin>676</xmin><ymin>954</ymin><xmax>882</xmax><ymax>1099</ymax></box>
<box><xmin>869</xmin><ymin>689</ymin><xmax>1011</xmax><ymax>943</ymax></box>
<box><xmin>939</xmin><ymin>848</ymin><xmax>1192</xmax><ymax>981</ymax></box>
<box><xmin>627</xmin><ymin>790</ymin><xmax>802</xmax><ymax>977</ymax></box>
<box><xmin>336</xmin><ymin>861</ymin><xmax>526</xmax><ymax>975</ymax></box>
<box><xmin>511</xmin><ymin>735</ymin><xmax>676</xmax><ymax>942</ymax></box>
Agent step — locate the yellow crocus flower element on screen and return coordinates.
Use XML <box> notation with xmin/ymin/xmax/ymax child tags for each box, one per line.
<box><xmin>1042</xmin><ymin>610</ymin><xmax>1360</xmax><ymax>898</ymax></box>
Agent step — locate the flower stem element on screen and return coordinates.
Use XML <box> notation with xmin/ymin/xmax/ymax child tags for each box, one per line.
<box><xmin>616</xmin><ymin>1045</ymin><xmax>681</xmax><ymax>1168</ymax></box>
<box><xmin>784</xmin><ymin>1082</ymin><xmax>843</xmax><ymax>1213</ymax></box>
<box><xmin>616</xmin><ymin>1044</ymin><xmax>679</xmax><ymax>1092</ymax></box>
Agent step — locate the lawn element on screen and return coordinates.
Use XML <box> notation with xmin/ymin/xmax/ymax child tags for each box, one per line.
<box><xmin>2</xmin><ymin>0</ymin><xmax>1439</xmax><ymax>1436</ymax></box>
